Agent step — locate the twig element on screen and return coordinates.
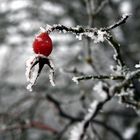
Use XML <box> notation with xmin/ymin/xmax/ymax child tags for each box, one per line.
<box><xmin>110</xmin><ymin>69</ymin><xmax>140</xmax><ymax>95</ymax></box>
<box><xmin>72</xmin><ymin>74</ymin><xmax>125</xmax><ymax>82</ymax></box>
<box><xmin>93</xmin><ymin>0</ymin><xmax>109</xmax><ymax>17</ymax></box>
<box><xmin>92</xmin><ymin>120</ymin><xmax>124</xmax><ymax>140</ymax></box>
<box><xmin>80</xmin><ymin>99</ymin><xmax>110</xmax><ymax>140</ymax></box>
<box><xmin>46</xmin><ymin>14</ymin><xmax>130</xmax><ymax>34</ymax></box>
<box><xmin>105</xmin><ymin>35</ymin><xmax>125</xmax><ymax>68</ymax></box>
<box><xmin>102</xmin><ymin>14</ymin><xmax>130</xmax><ymax>31</ymax></box>
<box><xmin>46</xmin><ymin>94</ymin><xmax>82</xmax><ymax>122</ymax></box>
<box><xmin>91</xmin><ymin>124</ymin><xmax>102</xmax><ymax>140</ymax></box>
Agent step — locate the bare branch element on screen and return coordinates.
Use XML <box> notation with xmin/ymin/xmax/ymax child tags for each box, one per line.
<box><xmin>105</xmin><ymin>35</ymin><xmax>125</xmax><ymax>68</ymax></box>
<box><xmin>72</xmin><ymin>74</ymin><xmax>125</xmax><ymax>82</ymax></box>
<box><xmin>110</xmin><ymin>69</ymin><xmax>140</xmax><ymax>96</ymax></box>
<box><xmin>102</xmin><ymin>14</ymin><xmax>130</xmax><ymax>31</ymax></box>
<box><xmin>93</xmin><ymin>0</ymin><xmax>109</xmax><ymax>17</ymax></box>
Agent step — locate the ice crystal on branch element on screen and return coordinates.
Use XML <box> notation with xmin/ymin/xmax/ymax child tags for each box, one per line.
<box><xmin>135</xmin><ymin>62</ymin><xmax>140</xmax><ymax>68</ymax></box>
<box><xmin>45</xmin><ymin>24</ymin><xmax>107</xmax><ymax>43</ymax></box>
<box><xmin>72</xmin><ymin>77</ymin><xmax>79</xmax><ymax>84</ymax></box>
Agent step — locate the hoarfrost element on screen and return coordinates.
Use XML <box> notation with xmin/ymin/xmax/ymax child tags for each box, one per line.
<box><xmin>75</xmin><ymin>30</ymin><xmax>106</xmax><ymax>42</ymax></box>
<box><xmin>135</xmin><ymin>62</ymin><xmax>140</xmax><ymax>68</ymax></box>
<box><xmin>25</xmin><ymin>56</ymin><xmax>39</xmax><ymax>92</ymax></box>
<box><xmin>72</xmin><ymin>77</ymin><xmax>79</xmax><ymax>84</ymax></box>
<box><xmin>40</xmin><ymin>26</ymin><xmax>46</xmax><ymax>32</ymax></box>
<box><xmin>49</xmin><ymin>69</ymin><xmax>55</xmax><ymax>87</ymax></box>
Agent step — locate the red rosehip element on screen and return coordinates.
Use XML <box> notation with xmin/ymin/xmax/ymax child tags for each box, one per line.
<box><xmin>33</xmin><ymin>32</ymin><xmax>53</xmax><ymax>57</ymax></box>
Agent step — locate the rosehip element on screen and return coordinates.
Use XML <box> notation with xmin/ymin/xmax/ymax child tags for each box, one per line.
<box><xmin>33</xmin><ymin>32</ymin><xmax>53</xmax><ymax>57</ymax></box>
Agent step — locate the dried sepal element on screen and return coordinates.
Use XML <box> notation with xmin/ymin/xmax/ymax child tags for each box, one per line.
<box><xmin>25</xmin><ymin>55</ymin><xmax>55</xmax><ymax>92</ymax></box>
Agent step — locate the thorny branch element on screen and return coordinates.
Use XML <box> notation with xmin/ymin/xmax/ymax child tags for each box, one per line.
<box><xmin>44</xmin><ymin>14</ymin><xmax>137</xmax><ymax>140</ymax></box>
<box><xmin>24</xmin><ymin>13</ymin><xmax>136</xmax><ymax>140</ymax></box>
<box><xmin>46</xmin><ymin>14</ymin><xmax>129</xmax><ymax>35</ymax></box>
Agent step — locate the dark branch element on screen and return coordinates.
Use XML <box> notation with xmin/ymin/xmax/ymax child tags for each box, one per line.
<box><xmin>73</xmin><ymin>74</ymin><xmax>125</xmax><ymax>82</ymax></box>
<box><xmin>105</xmin><ymin>35</ymin><xmax>125</xmax><ymax>68</ymax></box>
<box><xmin>102</xmin><ymin>14</ymin><xmax>130</xmax><ymax>31</ymax></box>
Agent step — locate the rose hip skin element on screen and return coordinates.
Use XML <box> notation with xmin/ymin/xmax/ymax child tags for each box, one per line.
<box><xmin>33</xmin><ymin>32</ymin><xmax>53</xmax><ymax>57</ymax></box>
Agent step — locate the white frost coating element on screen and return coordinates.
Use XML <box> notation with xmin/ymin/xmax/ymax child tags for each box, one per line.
<box><xmin>72</xmin><ymin>77</ymin><xmax>79</xmax><ymax>84</ymax></box>
<box><xmin>96</xmin><ymin>30</ymin><xmax>106</xmax><ymax>43</ymax></box>
<box><xmin>49</xmin><ymin>69</ymin><xmax>55</xmax><ymax>87</ymax></box>
<box><xmin>26</xmin><ymin>84</ymin><xmax>33</xmax><ymax>92</ymax></box>
<box><xmin>93</xmin><ymin>82</ymin><xmax>107</xmax><ymax>101</ymax></box>
<box><xmin>40</xmin><ymin>27</ymin><xmax>46</xmax><ymax>32</ymax></box>
<box><xmin>25</xmin><ymin>56</ymin><xmax>38</xmax><ymax>92</ymax></box>
<box><xmin>45</xmin><ymin>24</ymin><xmax>52</xmax><ymax>32</ymax></box>
<box><xmin>48</xmin><ymin>59</ymin><xmax>55</xmax><ymax>86</ymax></box>
<box><xmin>123</xmin><ymin>127</ymin><xmax>136</xmax><ymax>139</ymax></box>
<box><xmin>25</xmin><ymin>56</ymin><xmax>35</xmax><ymax>82</ymax></box>
<box><xmin>69</xmin><ymin>122</ymin><xmax>84</xmax><ymax>140</ymax></box>
<box><xmin>135</xmin><ymin>62</ymin><xmax>140</xmax><ymax>68</ymax></box>
<box><xmin>76</xmin><ymin>30</ymin><xmax>106</xmax><ymax>43</ymax></box>
<box><xmin>63</xmin><ymin>29</ymin><xmax>67</xmax><ymax>33</ymax></box>
<box><xmin>76</xmin><ymin>34</ymin><xmax>83</xmax><ymax>40</ymax></box>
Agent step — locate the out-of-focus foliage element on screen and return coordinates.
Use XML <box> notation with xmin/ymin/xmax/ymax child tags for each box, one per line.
<box><xmin>0</xmin><ymin>0</ymin><xmax>140</xmax><ymax>140</ymax></box>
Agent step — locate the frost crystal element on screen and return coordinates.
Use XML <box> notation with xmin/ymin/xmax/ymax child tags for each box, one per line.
<box><xmin>96</xmin><ymin>30</ymin><xmax>106</xmax><ymax>43</ymax></box>
<box><xmin>76</xmin><ymin>30</ymin><xmax>106</xmax><ymax>43</ymax></box>
<box><xmin>135</xmin><ymin>62</ymin><xmax>140</xmax><ymax>68</ymax></box>
<box><xmin>72</xmin><ymin>77</ymin><xmax>79</xmax><ymax>84</ymax></box>
<box><xmin>45</xmin><ymin>24</ymin><xmax>52</xmax><ymax>33</ymax></box>
<box><xmin>76</xmin><ymin>34</ymin><xmax>83</xmax><ymax>40</ymax></box>
<box><xmin>49</xmin><ymin>69</ymin><xmax>55</xmax><ymax>86</ymax></box>
<box><xmin>26</xmin><ymin>83</ymin><xmax>33</xmax><ymax>92</ymax></box>
<box><xmin>40</xmin><ymin>27</ymin><xmax>46</xmax><ymax>32</ymax></box>
<box><xmin>25</xmin><ymin>56</ymin><xmax>38</xmax><ymax>92</ymax></box>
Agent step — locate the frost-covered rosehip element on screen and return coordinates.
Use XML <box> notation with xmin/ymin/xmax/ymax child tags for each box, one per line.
<box><xmin>33</xmin><ymin>32</ymin><xmax>53</xmax><ymax>57</ymax></box>
<box><xmin>25</xmin><ymin>30</ymin><xmax>55</xmax><ymax>92</ymax></box>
